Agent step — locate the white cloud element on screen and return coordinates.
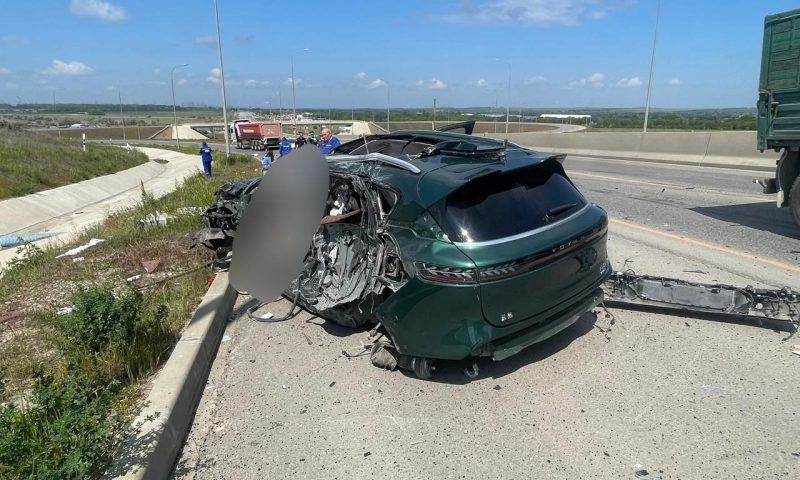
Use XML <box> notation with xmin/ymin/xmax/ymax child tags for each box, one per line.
<box><xmin>524</xmin><ymin>75</ymin><xmax>546</xmax><ymax>85</ymax></box>
<box><xmin>194</xmin><ymin>35</ymin><xmax>215</xmax><ymax>47</ymax></box>
<box><xmin>616</xmin><ymin>77</ymin><xmax>643</xmax><ymax>88</ymax></box>
<box><xmin>476</xmin><ymin>78</ymin><xmax>487</xmax><ymax>87</ymax></box>
<box><xmin>177</xmin><ymin>78</ymin><xmax>188</xmax><ymax>86</ymax></box>
<box><xmin>41</xmin><ymin>59</ymin><xmax>93</xmax><ymax>76</ymax></box>
<box><xmin>444</xmin><ymin>0</ymin><xmax>629</xmax><ymax>26</ymax></box>
<box><xmin>0</xmin><ymin>67</ymin><xmax>8</xmax><ymax>75</ymax></box>
<box><xmin>237</xmin><ymin>34</ymin><xmax>253</xmax><ymax>44</ymax></box>
<box><xmin>106</xmin><ymin>85</ymin><xmax>116</xmax><ymax>91</ymax></box>
<box><xmin>355</xmin><ymin>72</ymin><xmax>367</xmax><ymax>80</ymax></box>
<box><xmin>206</xmin><ymin>68</ymin><xmax>221</xmax><ymax>85</ymax></box>
<box><xmin>668</xmin><ymin>77</ymin><xmax>682</xmax><ymax>86</ymax></box>
<box><xmin>367</xmin><ymin>79</ymin><xmax>387</xmax><ymax>89</ymax></box>
<box><xmin>587</xmin><ymin>72</ymin><xmax>605</xmax><ymax>83</ymax></box>
<box><xmin>69</xmin><ymin>0</ymin><xmax>126</xmax><ymax>22</ymax></box>
<box><xmin>416</xmin><ymin>78</ymin><xmax>447</xmax><ymax>89</ymax></box>
<box><xmin>570</xmin><ymin>72</ymin><xmax>604</xmax><ymax>88</ymax></box>
<box><xmin>6</xmin><ymin>82</ymin><xmax>19</xmax><ymax>90</ymax></box>
<box><xmin>243</xmin><ymin>79</ymin><xmax>270</xmax><ymax>87</ymax></box>
<box><xmin>283</xmin><ymin>77</ymin><xmax>304</xmax><ymax>87</ymax></box>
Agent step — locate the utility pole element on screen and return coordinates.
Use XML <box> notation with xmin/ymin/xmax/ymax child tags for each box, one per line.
<box><xmin>386</xmin><ymin>82</ymin><xmax>390</xmax><ymax>132</ymax></box>
<box><xmin>52</xmin><ymin>91</ymin><xmax>61</xmax><ymax>140</ymax></box>
<box><xmin>213</xmin><ymin>0</ymin><xmax>231</xmax><ymax>156</ymax></box>
<box><xmin>290</xmin><ymin>55</ymin><xmax>297</xmax><ymax>125</ymax></box>
<box><xmin>494</xmin><ymin>90</ymin><xmax>498</xmax><ymax>134</ymax></box>
<box><xmin>118</xmin><ymin>87</ymin><xmax>126</xmax><ymax>142</ymax></box>
<box><xmin>171</xmin><ymin>63</ymin><xmax>188</xmax><ymax>147</ymax></box>
<box><xmin>433</xmin><ymin>97</ymin><xmax>437</xmax><ymax>130</ymax></box>
<box><xmin>505</xmin><ymin>64</ymin><xmax>511</xmax><ymax>134</ymax></box>
<box><xmin>643</xmin><ymin>0</ymin><xmax>661</xmax><ymax>133</ymax></box>
<box><xmin>134</xmin><ymin>103</ymin><xmax>141</xmax><ymax>139</ymax></box>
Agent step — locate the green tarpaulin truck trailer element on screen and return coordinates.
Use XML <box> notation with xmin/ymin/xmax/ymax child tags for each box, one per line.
<box><xmin>757</xmin><ymin>8</ymin><xmax>800</xmax><ymax>228</ymax></box>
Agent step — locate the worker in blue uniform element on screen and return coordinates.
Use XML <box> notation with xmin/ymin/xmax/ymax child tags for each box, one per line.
<box><xmin>319</xmin><ymin>127</ymin><xmax>341</xmax><ymax>154</ymax></box>
<box><xmin>199</xmin><ymin>142</ymin><xmax>213</xmax><ymax>177</ymax></box>
<box><xmin>278</xmin><ymin>137</ymin><xmax>292</xmax><ymax>157</ymax></box>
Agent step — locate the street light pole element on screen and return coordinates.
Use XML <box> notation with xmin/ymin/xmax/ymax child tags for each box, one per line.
<box><xmin>505</xmin><ymin>63</ymin><xmax>511</xmax><ymax>134</ymax></box>
<box><xmin>643</xmin><ymin>0</ymin><xmax>661</xmax><ymax>134</ymax></box>
<box><xmin>290</xmin><ymin>55</ymin><xmax>297</xmax><ymax>125</ymax></box>
<box><xmin>117</xmin><ymin>86</ymin><xmax>126</xmax><ymax>142</ymax></box>
<box><xmin>52</xmin><ymin>91</ymin><xmax>61</xmax><ymax>140</ymax></box>
<box><xmin>386</xmin><ymin>82</ymin><xmax>390</xmax><ymax>132</ymax></box>
<box><xmin>171</xmin><ymin>63</ymin><xmax>189</xmax><ymax>147</ymax></box>
<box><xmin>213</xmin><ymin>0</ymin><xmax>231</xmax><ymax>156</ymax></box>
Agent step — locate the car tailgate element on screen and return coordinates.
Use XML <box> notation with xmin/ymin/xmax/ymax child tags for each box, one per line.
<box><xmin>459</xmin><ymin>207</ymin><xmax>608</xmax><ymax>327</ymax></box>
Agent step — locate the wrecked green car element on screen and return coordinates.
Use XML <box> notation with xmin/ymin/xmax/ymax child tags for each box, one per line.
<box><xmin>196</xmin><ymin>123</ymin><xmax>611</xmax><ymax>377</ymax></box>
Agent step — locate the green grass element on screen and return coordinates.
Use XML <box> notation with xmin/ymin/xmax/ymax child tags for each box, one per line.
<box><xmin>0</xmin><ymin>126</ymin><xmax>149</xmax><ymax>199</ymax></box>
<box><xmin>0</xmin><ymin>150</ymin><xmax>259</xmax><ymax>479</ymax></box>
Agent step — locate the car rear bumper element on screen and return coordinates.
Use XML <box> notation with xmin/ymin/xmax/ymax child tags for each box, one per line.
<box><xmin>485</xmin><ymin>287</ymin><xmax>603</xmax><ymax>361</ymax></box>
<box><xmin>377</xmin><ymin>260</ymin><xmax>609</xmax><ymax>361</ymax></box>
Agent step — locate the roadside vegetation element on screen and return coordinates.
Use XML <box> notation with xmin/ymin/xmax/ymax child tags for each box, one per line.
<box><xmin>0</xmin><ymin>149</ymin><xmax>259</xmax><ymax>479</ymax></box>
<box><xmin>0</xmin><ymin>124</ymin><xmax>149</xmax><ymax>199</ymax></box>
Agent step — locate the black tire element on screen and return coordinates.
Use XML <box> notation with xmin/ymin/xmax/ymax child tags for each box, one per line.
<box><xmin>790</xmin><ymin>175</ymin><xmax>800</xmax><ymax>229</ymax></box>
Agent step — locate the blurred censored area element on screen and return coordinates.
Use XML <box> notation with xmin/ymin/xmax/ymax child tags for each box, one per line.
<box><xmin>230</xmin><ymin>146</ymin><xmax>329</xmax><ymax>302</ymax></box>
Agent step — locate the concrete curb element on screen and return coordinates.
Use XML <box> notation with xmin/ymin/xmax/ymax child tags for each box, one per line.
<box><xmin>105</xmin><ymin>272</ymin><xmax>237</xmax><ymax>480</ymax></box>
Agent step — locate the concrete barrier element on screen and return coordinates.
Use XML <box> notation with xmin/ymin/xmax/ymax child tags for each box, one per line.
<box><xmin>492</xmin><ymin>131</ymin><xmax>780</xmax><ymax>171</ymax></box>
<box><xmin>105</xmin><ymin>272</ymin><xmax>237</xmax><ymax>480</ymax></box>
<box><xmin>0</xmin><ymin>160</ymin><xmax>164</xmax><ymax>235</ymax></box>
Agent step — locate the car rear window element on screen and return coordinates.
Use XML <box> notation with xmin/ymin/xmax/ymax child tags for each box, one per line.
<box><xmin>429</xmin><ymin>161</ymin><xmax>586</xmax><ymax>243</ymax></box>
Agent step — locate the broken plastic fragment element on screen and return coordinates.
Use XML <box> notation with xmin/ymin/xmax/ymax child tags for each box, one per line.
<box><xmin>633</xmin><ymin>464</ymin><xmax>661</xmax><ymax>480</ymax></box>
<box><xmin>56</xmin><ymin>238</ymin><xmax>105</xmax><ymax>258</ymax></box>
<box><xmin>56</xmin><ymin>306</ymin><xmax>75</xmax><ymax>316</ymax></box>
<box><xmin>140</xmin><ymin>211</ymin><xmax>172</xmax><ymax>228</ymax></box>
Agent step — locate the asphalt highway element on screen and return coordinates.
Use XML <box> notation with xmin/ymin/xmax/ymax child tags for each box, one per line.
<box><xmin>563</xmin><ymin>155</ymin><xmax>800</xmax><ymax>267</ymax></box>
<box><xmin>172</xmin><ymin>154</ymin><xmax>800</xmax><ymax>480</ymax></box>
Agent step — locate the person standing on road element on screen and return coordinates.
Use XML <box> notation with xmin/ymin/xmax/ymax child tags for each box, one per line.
<box><xmin>199</xmin><ymin>142</ymin><xmax>213</xmax><ymax>178</ymax></box>
<box><xmin>279</xmin><ymin>137</ymin><xmax>292</xmax><ymax>157</ymax></box>
<box><xmin>261</xmin><ymin>151</ymin><xmax>274</xmax><ymax>172</ymax></box>
<box><xmin>319</xmin><ymin>127</ymin><xmax>341</xmax><ymax>154</ymax></box>
<box><xmin>296</xmin><ymin>132</ymin><xmax>307</xmax><ymax>148</ymax></box>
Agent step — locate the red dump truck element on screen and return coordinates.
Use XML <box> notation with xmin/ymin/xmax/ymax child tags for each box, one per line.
<box><xmin>233</xmin><ymin>121</ymin><xmax>282</xmax><ymax>151</ymax></box>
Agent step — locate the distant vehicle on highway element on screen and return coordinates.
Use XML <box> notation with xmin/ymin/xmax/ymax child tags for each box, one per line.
<box><xmin>69</xmin><ymin>123</ymin><xmax>90</xmax><ymax>128</ymax></box>
<box><xmin>757</xmin><ymin>8</ymin><xmax>800</xmax><ymax>228</ymax></box>
<box><xmin>230</xmin><ymin>120</ymin><xmax>282</xmax><ymax>151</ymax></box>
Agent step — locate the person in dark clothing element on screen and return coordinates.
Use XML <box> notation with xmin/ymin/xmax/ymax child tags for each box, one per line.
<box><xmin>295</xmin><ymin>132</ymin><xmax>307</xmax><ymax>148</ymax></box>
<box><xmin>199</xmin><ymin>142</ymin><xmax>213</xmax><ymax>177</ymax></box>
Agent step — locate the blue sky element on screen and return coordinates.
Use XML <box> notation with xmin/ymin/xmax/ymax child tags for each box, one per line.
<box><xmin>0</xmin><ymin>0</ymin><xmax>796</xmax><ymax>109</ymax></box>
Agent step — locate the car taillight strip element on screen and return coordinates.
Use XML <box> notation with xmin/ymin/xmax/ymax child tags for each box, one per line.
<box><xmin>478</xmin><ymin>221</ymin><xmax>607</xmax><ymax>282</ymax></box>
<box><xmin>414</xmin><ymin>219</ymin><xmax>607</xmax><ymax>285</ymax></box>
<box><xmin>415</xmin><ymin>262</ymin><xmax>478</xmax><ymax>284</ymax></box>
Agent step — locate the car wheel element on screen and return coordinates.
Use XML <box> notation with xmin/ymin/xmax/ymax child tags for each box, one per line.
<box><xmin>790</xmin><ymin>175</ymin><xmax>800</xmax><ymax>229</ymax></box>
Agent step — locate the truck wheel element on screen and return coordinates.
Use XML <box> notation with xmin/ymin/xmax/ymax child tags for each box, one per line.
<box><xmin>790</xmin><ymin>175</ymin><xmax>800</xmax><ymax>229</ymax></box>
